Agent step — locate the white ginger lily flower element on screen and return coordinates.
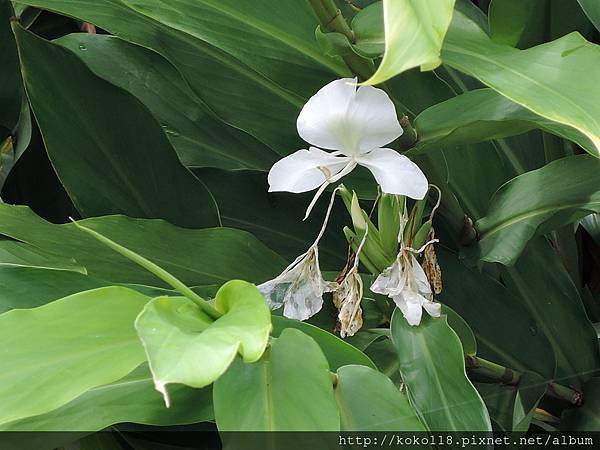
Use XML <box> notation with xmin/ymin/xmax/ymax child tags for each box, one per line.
<box><xmin>267</xmin><ymin>78</ymin><xmax>428</xmax><ymax>215</ymax></box>
<box><xmin>259</xmin><ymin>246</ymin><xmax>337</xmax><ymax>321</ymax></box>
<box><xmin>371</xmin><ymin>250</ymin><xmax>441</xmax><ymax>327</ymax></box>
<box><xmin>258</xmin><ymin>188</ymin><xmax>340</xmax><ymax>321</ymax></box>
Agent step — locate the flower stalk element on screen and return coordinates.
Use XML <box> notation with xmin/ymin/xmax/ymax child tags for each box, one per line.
<box><xmin>465</xmin><ymin>355</ymin><xmax>583</xmax><ymax>406</ymax></box>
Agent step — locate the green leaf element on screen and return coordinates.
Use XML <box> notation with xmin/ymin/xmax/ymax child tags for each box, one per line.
<box><xmin>12</xmin><ymin>23</ymin><xmax>219</xmax><ymax>228</ymax></box>
<box><xmin>0</xmin><ymin>204</ymin><xmax>286</xmax><ymax>287</ymax></box>
<box><xmin>476</xmin><ymin>155</ymin><xmax>600</xmax><ymax>265</ymax></box>
<box><xmin>14</xmin><ymin>0</ymin><xmax>338</xmax><ymax>151</ymax></box>
<box><xmin>0</xmin><ymin>286</ymin><xmax>149</xmax><ymax>425</ymax></box>
<box><xmin>362</xmin><ymin>0</ymin><xmax>457</xmax><ymax>85</ymax></box>
<box><xmin>476</xmin><ymin>372</ymin><xmax>546</xmax><ymax>432</ymax></box>
<box><xmin>271</xmin><ymin>316</ymin><xmax>375</xmax><ymax>371</ymax></box>
<box><xmin>390</xmin><ymin>311</ymin><xmax>492</xmax><ymax>431</ymax></box>
<box><xmin>560</xmin><ymin>378</ymin><xmax>600</xmax><ymax>431</ymax></box>
<box><xmin>135</xmin><ymin>281</ymin><xmax>271</xmax><ymax>404</ymax></box>
<box><xmin>0</xmin><ymin>0</ymin><xmax>22</xmax><ymax>133</ymax></box>
<box><xmin>56</xmin><ymin>34</ymin><xmax>277</xmax><ymax>171</ymax></box>
<box><xmin>437</xmin><ymin>249</ymin><xmax>556</xmax><ymax>379</ymax></box>
<box><xmin>413</xmin><ymin>89</ymin><xmax>597</xmax><ymax>156</ymax></box>
<box><xmin>335</xmin><ymin>365</ymin><xmax>426</xmax><ymax>431</ymax></box>
<box><xmin>582</xmin><ymin>214</ymin><xmax>600</xmax><ymax>246</ymax></box>
<box><xmin>442</xmin><ymin>10</ymin><xmax>600</xmax><ymax>156</ymax></box>
<box><xmin>0</xmin><ymin>240</ymin><xmax>84</xmax><ymax>274</ymax></box>
<box><xmin>579</xmin><ymin>0</ymin><xmax>600</xmax><ymax>31</ymax></box>
<box><xmin>1</xmin><ymin>364</ymin><xmax>213</xmax><ymax>431</ymax></box>
<box><xmin>502</xmin><ymin>239</ymin><xmax>600</xmax><ymax>388</ymax></box>
<box><xmin>444</xmin><ymin>305</ymin><xmax>477</xmax><ymax>356</ymax></box>
<box><xmin>213</xmin><ymin>328</ymin><xmax>339</xmax><ymax>431</ymax></box>
<box><xmin>194</xmin><ymin>168</ymin><xmax>348</xmax><ymax>266</ymax></box>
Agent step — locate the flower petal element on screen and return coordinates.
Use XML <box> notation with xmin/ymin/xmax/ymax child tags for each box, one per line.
<box><xmin>356</xmin><ymin>148</ymin><xmax>428</xmax><ymax>199</ymax></box>
<box><xmin>347</xmin><ymin>85</ymin><xmax>404</xmax><ymax>154</ymax></box>
<box><xmin>297</xmin><ymin>78</ymin><xmax>358</xmax><ymax>152</ymax></box>
<box><xmin>423</xmin><ymin>300</ymin><xmax>441</xmax><ymax>318</ymax></box>
<box><xmin>396</xmin><ymin>292</ymin><xmax>423</xmax><ymax>326</ymax></box>
<box><xmin>267</xmin><ymin>147</ymin><xmax>350</xmax><ymax>193</ymax></box>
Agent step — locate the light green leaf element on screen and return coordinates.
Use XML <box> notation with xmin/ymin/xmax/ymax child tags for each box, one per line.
<box><xmin>213</xmin><ymin>328</ymin><xmax>339</xmax><ymax>431</ymax></box>
<box><xmin>272</xmin><ymin>316</ymin><xmax>375</xmax><ymax>371</ymax></box>
<box><xmin>0</xmin><ymin>204</ymin><xmax>286</xmax><ymax>287</ymax></box>
<box><xmin>476</xmin><ymin>155</ymin><xmax>600</xmax><ymax>265</ymax></box>
<box><xmin>442</xmin><ymin>10</ymin><xmax>600</xmax><ymax>156</ymax></box>
<box><xmin>0</xmin><ymin>287</ymin><xmax>149</xmax><ymax>425</ymax></box>
<box><xmin>362</xmin><ymin>0</ymin><xmax>457</xmax><ymax>85</ymax></box>
<box><xmin>413</xmin><ymin>89</ymin><xmax>596</xmax><ymax>156</ymax></box>
<box><xmin>1</xmin><ymin>364</ymin><xmax>213</xmax><ymax>431</ymax></box>
<box><xmin>56</xmin><ymin>34</ymin><xmax>277</xmax><ymax>171</ymax></box>
<box><xmin>12</xmin><ymin>24</ymin><xmax>219</xmax><ymax>227</ymax></box>
<box><xmin>0</xmin><ymin>240</ymin><xmax>84</xmax><ymax>274</ymax></box>
<box><xmin>390</xmin><ymin>311</ymin><xmax>492</xmax><ymax>431</ymax></box>
<box><xmin>444</xmin><ymin>305</ymin><xmax>477</xmax><ymax>357</ymax></box>
<box><xmin>335</xmin><ymin>365</ymin><xmax>426</xmax><ymax>431</ymax></box>
<box><xmin>135</xmin><ymin>281</ymin><xmax>271</xmax><ymax>404</ymax></box>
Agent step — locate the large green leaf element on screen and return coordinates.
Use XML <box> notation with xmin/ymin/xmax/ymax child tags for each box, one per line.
<box><xmin>361</xmin><ymin>0</ymin><xmax>457</xmax><ymax>84</ymax></box>
<box><xmin>413</xmin><ymin>89</ymin><xmax>596</xmax><ymax>156</ymax></box>
<box><xmin>13</xmin><ymin>24</ymin><xmax>219</xmax><ymax>228</ymax></box>
<box><xmin>476</xmin><ymin>155</ymin><xmax>600</xmax><ymax>265</ymax></box>
<box><xmin>271</xmin><ymin>316</ymin><xmax>375</xmax><ymax>371</ymax></box>
<box><xmin>14</xmin><ymin>0</ymin><xmax>336</xmax><ymax>151</ymax></box>
<box><xmin>437</xmin><ymin>250</ymin><xmax>555</xmax><ymax>379</ymax></box>
<box><xmin>0</xmin><ymin>240</ymin><xmax>84</xmax><ymax>274</ymax></box>
<box><xmin>195</xmin><ymin>168</ymin><xmax>348</xmax><ymax>266</ymax></box>
<box><xmin>579</xmin><ymin>0</ymin><xmax>600</xmax><ymax>31</ymax></box>
<box><xmin>0</xmin><ymin>287</ymin><xmax>148</xmax><ymax>425</ymax></box>
<box><xmin>442</xmin><ymin>10</ymin><xmax>600</xmax><ymax>156</ymax></box>
<box><xmin>0</xmin><ymin>0</ymin><xmax>21</xmax><ymax>133</ymax></box>
<box><xmin>135</xmin><ymin>281</ymin><xmax>271</xmax><ymax>403</ymax></box>
<box><xmin>213</xmin><ymin>328</ymin><xmax>339</xmax><ymax>431</ymax></box>
<box><xmin>489</xmin><ymin>0</ymin><xmax>594</xmax><ymax>49</ymax></box>
<box><xmin>390</xmin><ymin>311</ymin><xmax>491</xmax><ymax>431</ymax></box>
<box><xmin>56</xmin><ymin>34</ymin><xmax>277</xmax><ymax>171</ymax></box>
<box><xmin>335</xmin><ymin>365</ymin><xmax>426</xmax><ymax>431</ymax></box>
<box><xmin>1</xmin><ymin>364</ymin><xmax>213</xmax><ymax>431</ymax></box>
<box><xmin>0</xmin><ymin>266</ymin><xmax>203</xmax><ymax>314</ymax></box>
<box><xmin>0</xmin><ymin>204</ymin><xmax>286</xmax><ymax>287</ymax></box>
<box><xmin>503</xmin><ymin>239</ymin><xmax>600</xmax><ymax>389</ymax></box>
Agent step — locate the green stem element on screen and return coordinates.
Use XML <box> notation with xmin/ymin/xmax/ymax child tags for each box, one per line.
<box><xmin>465</xmin><ymin>355</ymin><xmax>583</xmax><ymax>406</ymax></box>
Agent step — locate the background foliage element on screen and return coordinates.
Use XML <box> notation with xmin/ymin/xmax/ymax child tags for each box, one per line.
<box><xmin>1</xmin><ymin>0</ymin><xmax>600</xmax><ymax>447</ymax></box>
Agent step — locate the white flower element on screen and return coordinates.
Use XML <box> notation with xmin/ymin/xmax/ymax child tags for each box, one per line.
<box><xmin>371</xmin><ymin>252</ymin><xmax>441</xmax><ymax>326</ymax></box>
<box><xmin>267</xmin><ymin>78</ymin><xmax>428</xmax><ymax>199</ymax></box>
<box><xmin>333</xmin><ymin>267</ymin><xmax>364</xmax><ymax>338</ymax></box>
<box><xmin>258</xmin><ymin>246</ymin><xmax>337</xmax><ymax>321</ymax></box>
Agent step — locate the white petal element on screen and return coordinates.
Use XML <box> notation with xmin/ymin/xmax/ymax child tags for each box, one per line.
<box><xmin>267</xmin><ymin>147</ymin><xmax>350</xmax><ymax>193</ymax></box>
<box><xmin>297</xmin><ymin>78</ymin><xmax>358</xmax><ymax>152</ymax></box>
<box><xmin>396</xmin><ymin>292</ymin><xmax>423</xmax><ymax>326</ymax></box>
<box><xmin>423</xmin><ymin>300</ymin><xmax>441</xmax><ymax>318</ymax></box>
<box><xmin>347</xmin><ymin>85</ymin><xmax>404</xmax><ymax>154</ymax></box>
<box><xmin>356</xmin><ymin>148</ymin><xmax>428</xmax><ymax>199</ymax></box>
<box><xmin>409</xmin><ymin>254</ymin><xmax>432</xmax><ymax>297</ymax></box>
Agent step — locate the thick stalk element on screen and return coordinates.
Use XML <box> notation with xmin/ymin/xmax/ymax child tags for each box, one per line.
<box><xmin>307</xmin><ymin>0</ymin><xmax>417</xmax><ymax>148</ymax></box>
<box><xmin>466</xmin><ymin>355</ymin><xmax>583</xmax><ymax>406</ymax></box>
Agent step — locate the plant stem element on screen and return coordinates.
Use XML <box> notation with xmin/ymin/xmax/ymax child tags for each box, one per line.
<box><xmin>466</xmin><ymin>355</ymin><xmax>583</xmax><ymax>406</ymax></box>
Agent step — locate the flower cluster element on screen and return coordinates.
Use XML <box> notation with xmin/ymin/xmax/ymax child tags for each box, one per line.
<box><xmin>260</xmin><ymin>78</ymin><xmax>442</xmax><ymax>335</ymax></box>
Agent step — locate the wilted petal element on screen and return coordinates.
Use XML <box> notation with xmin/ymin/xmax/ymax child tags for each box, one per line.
<box><xmin>268</xmin><ymin>147</ymin><xmax>350</xmax><ymax>193</ymax></box>
<box><xmin>408</xmin><ymin>254</ymin><xmax>432</xmax><ymax>297</ymax></box>
<box><xmin>422</xmin><ymin>300</ymin><xmax>441</xmax><ymax>318</ymax></box>
<box><xmin>297</xmin><ymin>79</ymin><xmax>403</xmax><ymax>156</ymax></box>
<box><xmin>333</xmin><ymin>268</ymin><xmax>364</xmax><ymax>338</ymax></box>
<box><xmin>396</xmin><ymin>291</ymin><xmax>423</xmax><ymax>327</ymax></box>
<box><xmin>370</xmin><ymin>256</ymin><xmax>406</xmax><ymax>296</ymax></box>
<box><xmin>258</xmin><ymin>247</ymin><xmax>336</xmax><ymax>321</ymax></box>
<box><xmin>356</xmin><ymin>148</ymin><xmax>428</xmax><ymax>199</ymax></box>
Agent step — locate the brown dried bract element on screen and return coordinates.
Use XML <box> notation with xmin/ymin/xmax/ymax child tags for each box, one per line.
<box><xmin>423</xmin><ymin>229</ymin><xmax>443</xmax><ymax>294</ymax></box>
